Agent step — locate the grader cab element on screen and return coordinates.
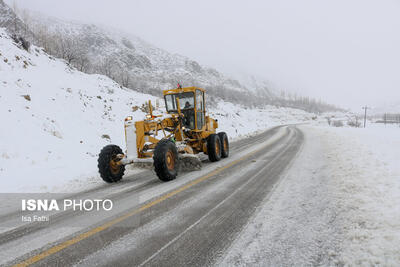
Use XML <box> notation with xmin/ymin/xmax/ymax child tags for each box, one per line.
<box><xmin>98</xmin><ymin>86</ymin><xmax>229</xmax><ymax>183</ymax></box>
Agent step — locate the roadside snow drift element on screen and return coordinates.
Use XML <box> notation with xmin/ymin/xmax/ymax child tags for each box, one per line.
<box><xmin>0</xmin><ymin>28</ymin><xmax>313</xmax><ymax>192</ymax></box>
<box><xmin>221</xmin><ymin>124</ymin><xmax>400</xmax><ymax>266</ymax></box>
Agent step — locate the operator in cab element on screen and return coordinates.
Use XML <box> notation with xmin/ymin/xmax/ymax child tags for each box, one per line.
<box><xmin>183</xmin><ymin>101</ymin><xmax>195</xmax><ymax>129</ymax></box>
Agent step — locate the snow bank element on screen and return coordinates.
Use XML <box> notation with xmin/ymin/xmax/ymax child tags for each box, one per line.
<box><xmin>221</xmin><ymin>124</ymin><xmax>400</xmax><ymax>265</ymax></box>
<box><xmin>0</xmin><ymin>28</ymin><xmax>314</xmax><ymax>193</ymax></box>
<box><xmin>219</xmin><ymin>126</ymin><xmax>343</xmax><ymax>266</ymax></box>
<box><xmin>320</xmin><ymin>124</ymin><xmax>400</xmax><ymax>265</ymax></box>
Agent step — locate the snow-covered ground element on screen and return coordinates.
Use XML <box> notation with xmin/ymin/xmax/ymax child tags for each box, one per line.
<box><xmin>220</xmin><ymin>124</ymin><xmax>400</xmax><ymax>266</ymax></box>
<box><xmin>0</xmin><ymin>28</ymin><xmax>314</xmax><ymax>193</ymax></box>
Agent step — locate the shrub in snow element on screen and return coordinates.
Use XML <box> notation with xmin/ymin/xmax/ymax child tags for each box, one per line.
<box><xmin>21</xmin><ymin>94</ymin><xmax>31</xmax><ymax>101</ymax></box>
<box><xmin>52</xmin><ymin>131</ymin><xmax>62</xmax><ymax>139</ymax></box>
<box><xmin>347</xmin><ymin>120</ymin><xmax>361</xmax><ymax>128</ymax></box>
<box><xmin>326</xmin><ymin>116</ymin><xmax>332</xmax><ymax>125</ymax></box>
<box><xmin>332</xmin><ymin>120</ymin><xmax>344</xmax><ymax>127</ymax></box>
<box><xmin>11</xmin><ymin>34</ymin><xmax>30</xmax><ymax>51</ymax></box>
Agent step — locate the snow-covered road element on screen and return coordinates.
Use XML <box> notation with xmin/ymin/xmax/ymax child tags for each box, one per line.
<box><xmin>1</xmin><ymin>126</ymin><xmax>303</xmax><ymax>266</ymax></box>
<box><xmin>2</xmin><ymin>124</ymin><xmax>399</xmax><ymax>266</ymax></box>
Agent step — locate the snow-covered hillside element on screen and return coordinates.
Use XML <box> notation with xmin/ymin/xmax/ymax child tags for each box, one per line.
<box><xmin>1</xmin><ymin>0</ymin><xmax>273</xmax><ymax>102</ymax></box>
<box><xmin>0</xmin><ymin>0</ymin><xmax>34</xmax><ymax>42</ymax></box>
<box><xmin>1</xmin><ymin>2</ymin><xmax>344</xmax><ymax>114</ymax></box>
<box><xmin>0</xmin><ymin>28</ymin><xmax>156</xmax><ymax>193</ymax></box>
<box><xmin>26</xmin><ymin>14</ymin><xmax>273</xmax><ymax>100</ymax></box>
<box><xmin>0</xmin><ymin>28</ymin><xmax>314</xmax><ymax>193</ymax></box>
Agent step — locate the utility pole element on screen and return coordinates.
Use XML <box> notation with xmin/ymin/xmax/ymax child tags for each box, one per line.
<box><xmin>362</xmin><ymin>106</ymin><xmax>369</xmax><ymax>128</ymax></box>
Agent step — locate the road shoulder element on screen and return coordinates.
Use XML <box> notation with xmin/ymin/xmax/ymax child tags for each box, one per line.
<box><xmin>219</xmin><ymin>126</ymin><xmax>343</xmax><ymax>266</ymax></box>
<box><xmin>219</xmin><ymin>125</ymin><xmax>400</xmax><ymax>266</ymax></box>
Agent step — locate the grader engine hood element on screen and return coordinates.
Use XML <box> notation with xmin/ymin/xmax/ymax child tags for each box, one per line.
<box><xmin>124</xmin><ymin>113</ymin><xmax>177</xmax><ymax>162</ymax></box>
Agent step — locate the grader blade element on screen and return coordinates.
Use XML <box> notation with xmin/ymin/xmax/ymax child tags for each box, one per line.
<box><xmin>179</xmin><ymin>154</ymin><xmax>202</xmax><ymax>171</ymax></box>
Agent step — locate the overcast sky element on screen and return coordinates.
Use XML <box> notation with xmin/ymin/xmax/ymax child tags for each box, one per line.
<box><xmin>5</xmin><ymin>0</ymin><xmax>400</xmax><ymax>111</ymax></box>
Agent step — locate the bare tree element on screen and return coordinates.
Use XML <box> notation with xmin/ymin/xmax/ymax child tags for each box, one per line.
<box><xmin>12</xmin><ymin>1</ymin><xmax>19</xmax><ymax>33</ymax></box>
<box><xmin>19</xmin><ymin>8</ymin><xmax>31</xmax><ymax>36</ymax></box>
<box><xmin>75</xmin><ymin>52</ymin><xmax>91</xmax><ymax>72</ymax></box>
<box><xmin>119</xmin><ymin>70</ymin><xmax>131</xmax><ymax>88</ymax></box>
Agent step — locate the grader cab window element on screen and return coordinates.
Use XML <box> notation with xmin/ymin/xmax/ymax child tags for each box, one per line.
<box><xmin>164</xmin><ymin>92</ymin><xmax>195</xmax><ymax>129</ymax></box>
<box><xmin>165</xmin><ymin>94</ymin><xmax>177</xmax><ymax>111</ymax></box>
<box><xmin>165</xmin><ymin>92</ymin><xmax>195</xmax><ymax>112</ymax></box>
<box><xmin>196</xmin><ymin>90</ymin><xmax>205</xmax><ymax>130</ymax></box>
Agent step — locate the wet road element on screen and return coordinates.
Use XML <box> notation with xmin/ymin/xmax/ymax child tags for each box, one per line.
<box><xmin>1</xmin><ymin>125</ymin><xmax>303</xmax><ymax>267</ymax></box>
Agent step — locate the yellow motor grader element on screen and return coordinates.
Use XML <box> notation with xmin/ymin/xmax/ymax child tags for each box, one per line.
<box><xmin>98</xmin><ymin>86</ymin><xmax>229</xmax><ymax>182</ymax></box>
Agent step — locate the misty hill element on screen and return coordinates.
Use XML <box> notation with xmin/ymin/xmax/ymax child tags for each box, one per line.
<box><xmin>21</xmin><ymin>13</ymin><xmax>275</xmax><ymax>105</ymax></box>
<box><xmin>0</xmin><ymin>0</ymin><xmax>34</xmax><ymax>42</ymax></box>
<box><xmin>0</xmin><ymin>1</ymin><xmax>343</xmax><ymax>113</ymax></box>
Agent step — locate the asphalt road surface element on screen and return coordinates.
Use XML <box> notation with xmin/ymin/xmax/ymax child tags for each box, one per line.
<box><xmin>1</xmin><ymin>125</ymin><xmax>304</xmax><ymax>267</ymax></box>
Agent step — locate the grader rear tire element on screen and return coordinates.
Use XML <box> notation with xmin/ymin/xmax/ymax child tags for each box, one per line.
<box><xmin>218</xmin><ymin>132</ymin><xmax>229</xmax><ymax>158</ymax></box>
<box><xmin>98</xmin><ymin>145</ymin><xmax>125</xmax><ymax>183</ymax></box>
<box><xmin>153</xmin><ymin>139</ymin><xmax>179</xmax><ymax>182</ymax></box>
<box><xmin>207</xmin><ymin>134</ymin><xmax>222</xmax><ymax>162</ymax></box>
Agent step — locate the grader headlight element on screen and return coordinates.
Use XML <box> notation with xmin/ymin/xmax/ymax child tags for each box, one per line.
<box><xmin>125</xmin><ymin>116</ymin><xmax>133</xmax><ymax>122</ymax></box>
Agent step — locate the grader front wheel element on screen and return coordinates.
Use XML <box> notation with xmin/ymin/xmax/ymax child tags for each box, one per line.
<box><xmin>98</xmin><ymin>145</ymin><xmax>125</xmax><ymax>183</ymax></box>
<box><xmin>207</xmin><ymin>134</ymin><xmax>222</xmax><ymax>162</ymax></box>
<box><xmin>153</xmin><ymin>139</ymin><xmax>179</xmax><ymax>182</ymax></box>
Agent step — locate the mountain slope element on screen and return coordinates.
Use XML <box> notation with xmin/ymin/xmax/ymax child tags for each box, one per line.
<box><xmin>25</xmin><ymin>14</ymin><xmax>274</xmax><ymax>103</ymax></box>
<box><xmin>1</xmin><ymin>2</ymin><xmax>343</xmax><ymax>113</ymax></box>
<box><xmin>0</xmin><ymin>0</ymin><xmax>34</xmax><ymax>42</ymax></box>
